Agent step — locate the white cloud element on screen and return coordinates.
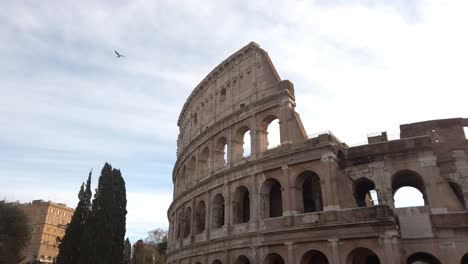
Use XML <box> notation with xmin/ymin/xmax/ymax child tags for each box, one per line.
<box><xmin>1</xmin><ymin>0</ymin><xmax>468</xmax><ymax>239</ymax></box>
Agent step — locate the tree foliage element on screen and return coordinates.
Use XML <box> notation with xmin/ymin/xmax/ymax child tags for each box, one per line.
<box><xmin>144</xmin><ymin>228</ymin><xmax>168</xmax><ymax>258</ymax></box>
<box><xmin>56</xmin><ymin>171</ymin><xmax>92</xmax><ymax>264</ymax></box>
<box><xmin>0</xmin><ymin>201</ymin><xmax>30</xmax><ymax>264</ymax></box>
<box><xmin>123</xmin><ymin>238</ymin><xmax>131</xmax><ymax>264</ymax></box>
<box><xmin>79</xmin><ymin>162</ymin><xmax>127</xmax><ymax>264</ymax></box>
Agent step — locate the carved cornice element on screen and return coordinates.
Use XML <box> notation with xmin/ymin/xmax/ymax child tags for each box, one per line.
<box><xmin>177</xmin><ymin>42</ymin><xmax>261</xmax><ymax>127</ymax></box>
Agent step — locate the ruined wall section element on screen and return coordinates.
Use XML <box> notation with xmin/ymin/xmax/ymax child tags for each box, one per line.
<box><xmin>176</xmin><ymin>42</ymin><xmax>281</xmax><ymax>157</ymax></box>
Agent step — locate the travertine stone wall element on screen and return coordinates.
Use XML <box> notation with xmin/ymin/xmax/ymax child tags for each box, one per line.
<box><xmin>167</xmin><ymin>42</ymin><xmax>468</xmax><ymax>264</ymax></box>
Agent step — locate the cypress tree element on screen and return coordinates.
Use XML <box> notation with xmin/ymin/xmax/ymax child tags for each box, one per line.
<box><xmin>56</xmin><ymin>171</ymin><xmax>92</xmax><ymax>264</ymax></box>
<box><xmin>123</xmin><ymin>238</ymin><xmax>131</xmax><ymax>264</ymax></box>
<box><xmin>79</xmin><ymin>162</ymin><xmax>127</xmax><ymax>264</ymax></box>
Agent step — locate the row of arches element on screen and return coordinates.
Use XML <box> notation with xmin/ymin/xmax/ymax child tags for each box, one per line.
<box><xmin>174</xmin><ymin>171</ymin><xmax>325</xmax><ymax>241</ymax></box>
<box><xmin>173</xmin><ymin>169</ymin><xmax>467</xmax><ymax>245</ymax></box>
<box><xmin>190</xmin><ymin>250</ymin><xmax>468</xmax><ymax>264</ymax></box>
<box><xmin>354</xmin><ymin>170</ymin><xmax>466</xmax><ymax>209</ymax></box>
<box><xmin>176</xmin><ymin>115</ymin><xmax>281</xmax><ymax>193</ymax></box>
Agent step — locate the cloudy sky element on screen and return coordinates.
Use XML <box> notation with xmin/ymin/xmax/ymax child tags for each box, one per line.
<box><xmin>1</xmin><ymin>0</ymin><xmax>468</xmax><ymax>242</ymax></box>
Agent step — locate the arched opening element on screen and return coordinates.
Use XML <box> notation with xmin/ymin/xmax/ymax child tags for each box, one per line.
<box><xmin>347</xmin><ymin>247</ymin><xmax>381</xmax><ymax>264</ymax></box>
<box><xmin>180</xmin><ymin>166</ymin><xmax>187</xmax><ymax>191</ymax></box>
<box><xmin>233</xmin><ymin>126</ymin><xmax>252</xmax><ymax>160</ymax></box>
<box><xmin>235</xmin><ymin>255</ymin><xmax>251</xmax><ymax>264</ymax></box>
<box><xmin>212</xmin><ymin>194</ymin><xmax>225</xmax><ymax>229</ymax></box>
<box><xmin>449</xmin><ymin>181</ymin><xmax>466</xmax><ymax>209</ymax></box>
<box><xmin>300</xmin><ymin>250</ymin><xmax>329</xmax><ymax>264</ymax></box>
<box><xmin>260</xmin><ymin>178</ymin><xmax>283</xmax><ymax>218</ymax></box>
<box><xmin>296</xmin><ymin>171</ymin><xmax>323</xmax><ymax>213</ymax></box>
<box><xmin>177</xmin><ymin>211</ymin><xmax>183</xmax><ymax>240</ymax></box>
<box><xmin>461</xmin><ymin>253</ymin><xmax>468</xmax><ymax>264</ymax></box>
<box><xmin>243</xmin><ymin>130</ymin><xmax>251</xmax><ymax>157</ymax></box>
<box><xmin>213</xmin><ymin>260</ymin><xmax>223</xmax><ymax>264</ymax></box>
<box><xmin>188</xmin><ymin>156</ymin><xmax>196</xmax><ymax>184</ymax></box>
<box><xmin>407</xmin><ymin>252</ymin><xmax>441</xmax><ymax>264</ymax></box>
<box><xmin>183</xmin><ymin>207</ymin><xmax>192</xmax><ymax>238</ymax></box>
<box><xmin>354</xmin><ymin>178</ymin><xmax>379</xmax><ymax>207</ymax></box>
<box><xmin>199</xmin><ymin>147</ymin><xmax>211</xmax><ymax>177</ymax></box>
<box><xmin>392</xmin><ymin>170</ymin><xmax>427</xmax><ymax>208</ymax></box>
<box><xmin>194</xmin><ymin>201</ymin><xmax>206</xmax><ymax>234</ymax></box>
<box><xmin>264</xmin><ymin>253</ymin><xmax>285</xmax><ymax>264</ymax></box>
<box><xmin>259</xmin><ymin>115</ymin><xmax>281</xmax><ymax>151</ymax></box>
<box><xmin>233</xmin><ymin>186</ymin><xmax>250</xmax><ymax>224</ymax></box>
<box><xmin>214</xmin><ymin>137</ymin><xmax>228</xmax><ymax>169</ymax></box>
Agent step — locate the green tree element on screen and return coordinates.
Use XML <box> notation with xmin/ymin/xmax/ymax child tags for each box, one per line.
<box><xmin>56</xmin><ymin>171</ymin><xmax>92</xmax><ymax>264</ymax></box>
<box><xmin>79</xmin><ymin>162</ymin><xmax>127</xmax><ymax>264</ymax></box>
<box><xmin>123</xmin><ymin>238</ymin><xmax>131</xmax><ymax>264</ymax></box>
<box><xmin>0</xmin><ymin>201</ymin><xmax>30</xmax><ymax>264</ymax></box>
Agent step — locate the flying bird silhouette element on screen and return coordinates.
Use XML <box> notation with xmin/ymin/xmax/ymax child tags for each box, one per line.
<box><xmin>114</xmin><ymin>50</ymin><xmax>125</xmax><ymax>58</ymax></box>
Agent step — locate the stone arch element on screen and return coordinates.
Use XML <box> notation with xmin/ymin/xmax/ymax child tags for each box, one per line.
<box><xmin>183</xmin><ymin>207</ymin><xmax>192</xmax><ymax>238</ymax></box>
<box><xmin>233</xmin><ymin>186</ymin><xmax>250</xmax><ymax>224</ymax></box>
<box><xmin>300</xmin><ymin>249</ymin><xmax>329</xmax><ymax>264</ymax></box>
<box><xmin>407</xmin><ymin>252</ymin><xmax>441</xmax><ymax>264</ymax></box>
<box><xmin>212</xmin><ymin>260</ymin><xmax>223</xmax><ymax>264</ymax></box>
<box><xmin>199</xmin><ymin>147</ymin><xmax>211</xmax><ymax>177</ymax></box>
<box><xmin>346</xmin><ymin>247</ymin><xmax>381</xmax><ymax>264</ymax></box>
<box><xmin>194</xmin><ymin>200</ymin><xmax>206</xmax><ymax>234</ymax></box>
<box><xmin>212</xmin><ymin>193</ymin><xmax>225</xmax><ymax>229</ymax></box>
<box><xmin>392</xmin><ymin>170</ymin><xmax>427</xmax><ymax>207</ymax></box>
<box><xmin>461</xmin><ymin>253</ymin><xmax>468</xmax><ymax>264</ymax></box>
<box><xmin>264</xmin><ymin>253</ymin><xmax>285</xmax><ymax>264</ymax></box>
<box><xmin>235</xmin><ymin>255</ymin><xmax>251</xmax><ymax>264</ymax></box>
<box><xmin>188</xmin><ymin>156</ymin><xmax>197</xmax><ymax>182</ymax></box>
<box><xmin>448</xmin><ymin>180</ymin><xmax>466</xmax><ymax>209</ymax></box>
<box><xmin>260</xmin><ymin>114</ymin><xmax>281</xmax><ymax>151</ymax></box>
<box><xmin>260</xmin><ymin>178</ymin><xmax>283</xmax><ymax>218</ymax></box>
<box><xmin>214</xmin><ymin>136</ymin><xmax>228</xmax><ymax>169</ymax></box>
<box><xmin>180</xmin><ymin>166</ymin><xmax>187</xmax><ymax>191</ymax></box>
<box><xmin>354</xmin><ymin>177</ymin><xmax>378</xmax><ymax>207</ymax></box>
<box><xmin>295</xmin><ymin>171</ymin><xmax>323</xmax><ymax>213</ymax></box>
<box><xmin>233</xmin><ymin>126</ymin><xmax>251</xmax><ymax>160</ymax></box>
<box><xmin>176</xmin><ymin>210</ymin><xmax>183</xmax><ymax>240</ymax></box>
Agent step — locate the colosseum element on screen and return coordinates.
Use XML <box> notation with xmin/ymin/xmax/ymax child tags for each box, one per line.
<box><xmin>166</xmin><ymin>42</ymin><xmax>468</xmax><ymax>264</ymax></box>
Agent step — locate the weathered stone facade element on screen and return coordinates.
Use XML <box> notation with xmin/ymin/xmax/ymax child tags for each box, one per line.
<box><xmin>167</xmin><ymin>42</ymin><xmax>468</xmax><ymax>264</ymax></box>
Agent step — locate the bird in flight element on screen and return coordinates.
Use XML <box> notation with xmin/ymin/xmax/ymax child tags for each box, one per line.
<box><xmin>114</xmin><ymin>50</ymin><xmax>125</xmax><ymax>58</ymax></box>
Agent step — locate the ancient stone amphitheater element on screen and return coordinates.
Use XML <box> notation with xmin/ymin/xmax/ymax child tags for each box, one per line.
<box><xmin>166</xmin><ymin>42</ymin><xmax>468</xmax><ymax>264</ymax></box>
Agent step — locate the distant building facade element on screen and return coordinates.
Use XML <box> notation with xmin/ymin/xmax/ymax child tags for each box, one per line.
<box><xmin>19</xmin><ymin>199</ymin><xmax>74</xmax><ymax>263</ymax></box>
<box><xmin>166</xmin><ymin>42</ymin><xmax>468</xmax><ymax>263</ymax></box>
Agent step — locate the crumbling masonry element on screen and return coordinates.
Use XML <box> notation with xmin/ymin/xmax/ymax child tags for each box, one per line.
<box><xmin>166</xmin><ymin>42</ymin><xmax>468</xmax><ymax>264</ymax></box>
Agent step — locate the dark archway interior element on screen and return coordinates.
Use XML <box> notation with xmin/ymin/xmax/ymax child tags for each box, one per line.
<box><xmin>269</xmin><ymin>181</ymin><xmax>283</xmax><ymax>217</ymax></box>
<box><xmin>300</xmin><ymin>250</ymin><xmax>329</xmax><ymax>264</ymax></box>
<box><xmin>461</xmin><ymin>253</ymin><xmax>468</xmax><ymax>264</ymax></box>
<box><xmin>301</xmin><ymin>172</ymin><xmax>323</xmax><ymax>213</ymax></box>
<box><xmin>355</xmin><ymin>178</ymin><xmax>377</xmax><ymax>207</ymax></box>
<box><xmin>195</xmin><ymin>201</ymin><xmax>206</xmax><ymax>234</ymax></box>
<box><xmin>235</xmin><ymin>255</ymin><xmax>251</xmax><ymax>264</ymax></box>
<box><xmin>347</xmin><ymin>247</ymin><xmax>381</xmax><ymax>264</ymax></box>
<box><xmin>407</xmin><ymin>252</ymin><xmax>441</xmax><ymax>264</ymax></box>
<box><xmin>242</xmin><ymin>189</ymin><xmax>250</xmax><ymax>222</ymax></box>
<box><xmin>212</xmin><ymin>194</ymin><xmax>225</xmax><ymax>228</ymax></box>
<box><xmin>234</xmin><ymin>186</ymin><xmax>250</xmax><ymax>224</ymax></box>
<box><xmin>265</xmin><ymin>253</ymin><xmax>285</xmax><ymax>264</ymax></box>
